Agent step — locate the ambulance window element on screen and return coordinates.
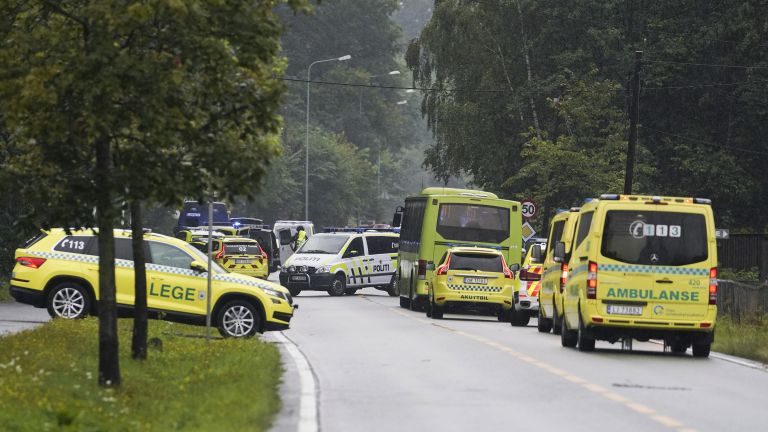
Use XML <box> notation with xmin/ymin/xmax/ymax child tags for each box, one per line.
<box><xmin>574</xmin><ymin>212</ymin><xmax>594</xmax><ymax>249</ymax></box>
<box><xmin>601</xmin><ymin>211</ymin><xmax>707</xmax><ymax>266</ymax></box>
<box><xmin>343</xmin><ymin>237</ymin><xmax>364</xmax><ymax>258</ymax></box>
<box><xmin>148</xmin><ymin>242</ymin><xmax>194</xmax><ymax>269</ymax></box>
<box><xmin>366</xmin><ymin>236</ymin><xmax>399</xmax><ymax>254</ymax></box>
<box><xmin>547</xmin><ymin>221</ymin><xmax>565</xmax><ymax>255</ymax></box>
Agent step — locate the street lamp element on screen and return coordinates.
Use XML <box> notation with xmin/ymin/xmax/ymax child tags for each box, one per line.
<box><xmin>359</xmin><ymin>70</ymin><xmax>401</xmax><ymax>114</ymax></box>
<box><xmin>305</xmin><ymin>54</ymin><xmax>351</xmax><ymax>220</ymax></box>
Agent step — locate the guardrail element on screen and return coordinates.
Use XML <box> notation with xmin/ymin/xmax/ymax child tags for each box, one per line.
<box><xmin>717</xmin><ymin>279</ymin><xmax>768</xmax><ymax>322</ymax></box>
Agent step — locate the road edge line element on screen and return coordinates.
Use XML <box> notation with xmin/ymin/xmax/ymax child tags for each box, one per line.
<box><xmin>647</xmin><ymin>340</ymin><xmax>768</xmax><ymax>372</ymax></box>
<box><xmin>271</xmin><ymin>331</ymin><xmax>320</xmax><ymax>432</ymax></box>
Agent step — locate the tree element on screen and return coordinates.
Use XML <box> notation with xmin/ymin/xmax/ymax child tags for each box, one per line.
<box><xmin>0</xmin><ymin>0</ymin><xmax>310</xmax><ymax>385</ymax></box>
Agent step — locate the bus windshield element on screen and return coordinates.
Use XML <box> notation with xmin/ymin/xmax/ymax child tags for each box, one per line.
<box><xmin>436</xmin><ymin>204</ymin><xmax>510</xmax><ymax>243</ymax></box>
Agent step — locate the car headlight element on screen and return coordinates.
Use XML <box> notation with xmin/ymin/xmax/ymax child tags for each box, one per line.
<box><xmin>288</xmin><ymin>265</ymin><xmax>295</xmax><ymax>273</ymax></box>
<box><xmin>316</xmin><ymin>265</ymin><xmax>331</xmax><ymax>273</ymax></box>
<box><xmin>261</xmin><ymin>287</ymin><xmax>286</xmax><ymax>300</ymax></box>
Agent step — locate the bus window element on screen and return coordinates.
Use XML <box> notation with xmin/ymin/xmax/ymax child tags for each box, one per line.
<box><xmin>436</xmin><ymin>204</ymin><xmax>510</xmax><ymax>243</ymax></box>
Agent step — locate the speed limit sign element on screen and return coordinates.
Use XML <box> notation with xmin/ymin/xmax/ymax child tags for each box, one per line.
<box><xmin>521</xmin><ymin>198</ymin><xmax>538</xmax><ymax>220</ymax></box>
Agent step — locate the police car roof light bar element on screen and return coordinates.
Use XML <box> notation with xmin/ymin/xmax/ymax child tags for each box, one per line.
<box><xmin>694</xmin><ymin>197</ymin><xmax>712</xmax><ymax>205</ymax></box>
<box><xmin>599</xmin><ymin>194</ymin><xmax>620</xmax><ymax>200</ymax></box>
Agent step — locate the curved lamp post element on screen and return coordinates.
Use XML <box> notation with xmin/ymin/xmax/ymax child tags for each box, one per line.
<box><xmin>305</xmin><ymin>54</ymin><xmax>351</xmax><ymax>220</ymax></box>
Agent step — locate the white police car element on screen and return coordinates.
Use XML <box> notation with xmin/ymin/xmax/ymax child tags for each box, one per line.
<box><xmin>279</xmin><ymin>231</ymin><xmax>399</xmax><ymax>297</ymax></box>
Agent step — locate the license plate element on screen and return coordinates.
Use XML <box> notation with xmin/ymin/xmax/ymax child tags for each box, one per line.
<box><xmin>607</xmin><ymin>305</ymin><xmax>643</xmax><ymax>316</ymax></box>
<box><xmin>290</xmin><ymin>274</ymin><xmax>308</xmax><ymax>282</ymax></box>
<box><xmin>464</xmin><ymin>277</ymin><xmax>488</xmax><ymax>285</ymax></box>
<box><xmin>235</xmin><ymin>259</ymin><xmax>251</xmax><ymax>265</ymax></box>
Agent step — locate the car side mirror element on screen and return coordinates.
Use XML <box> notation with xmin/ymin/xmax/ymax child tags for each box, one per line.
<box><xmin>426</xmin><ymin>262</ymin><xmax>436</xmax><ymax>271</ymax></box>
<box><xmin>508</xmin><ymin>263</ymin><xmax>520</xmax><ymax>272</ymax></box>
<box><xmin>553</xmin><ymin>242</ymin><xmax>565</xmax><ymax>262</ymax></box>
<box><xmin>190</xmin><ymin>261</ymin><xmax>207</xmax><ymax>273</ymax></box>
<box><xmin>392</xmin><ymin>206</ymin><xmax>404</xmax><ymax>228</ymax></box>
<box><xmin>278</xmin><ymin>230</ymin><xmax>292</xmax><ymax>245</ymax></box>
<box><xmin>531</xmin><ymin>244</ymin><xmax>542</xmax><ymax>263</ymax></box>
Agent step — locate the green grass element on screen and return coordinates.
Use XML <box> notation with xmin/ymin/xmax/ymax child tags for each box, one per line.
<box><xmin>713</xmin><ymin>316</ymin><xmax>768</xmax><ymax>364</ymax></box>
<box><xmin>0</xmin><ymin>279</ymin><xmax>11</xmax><ymax>302</ymax></box>
<box><xmin>0</xmin><ymin>318</ymin><xmax>282</xmax><ymax>431</ymax></box>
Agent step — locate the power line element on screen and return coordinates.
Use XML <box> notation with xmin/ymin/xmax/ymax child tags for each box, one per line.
<box><xmin>640</xmin><ymin>125</ymin><xmax>768</xmax><ymax>156</ymax></box>
<box><xmin>643</xmin><ymin>59</ymin><xmax>768</xmax><ymax>70</ymax></box>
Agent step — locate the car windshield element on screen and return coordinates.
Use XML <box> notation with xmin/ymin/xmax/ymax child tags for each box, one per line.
<box><xmin>449</xmin><ymin>253</ymin><xmax>504</xmax><ymax>272</ymax></box>
<box><xmin>298</xmin><ymin>235</ymin><xmax>349</xmax><ymax>254</ymax></box>
<box><xmin>601</xmin><ymin>210</ymin><xmax>708</xmax><ymax>266</ymax></box>
<box><xmin>186</xmin><ymin>245</ymin><xmax>226</xmax><ymax>274</ymax></box>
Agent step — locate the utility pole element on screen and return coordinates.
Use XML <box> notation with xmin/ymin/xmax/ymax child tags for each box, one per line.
<box><xmin>624</xmin><ymin>50</ymin><xmax>642</xmax><ymax>195</ymax></box>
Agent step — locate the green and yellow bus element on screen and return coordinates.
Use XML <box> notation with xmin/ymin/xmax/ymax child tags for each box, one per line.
<box><xmin>393</xmin><ymin>188</ymin><xmax>522</xmax><ymax>309</ymax></box>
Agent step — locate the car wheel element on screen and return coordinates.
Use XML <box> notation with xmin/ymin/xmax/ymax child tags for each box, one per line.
<box><xmin>344</xmin><ymin>288</ymin><xmax>358</xmax><ymax>296</ymax></box>
<box><xmin>47</xmin><ymin>282</ymin><xmax>91</xmax><ymax>319</ymax></box>
<box><xmin>497</xmin><ymin>308</ymin><xmax>512</xmax><ymax>322</ymax></box>
<box><xmin>399</xmin><ymin>296</ymin><xmax>410</xmax><ymax>309</ymax></box>
<box><xmin>510</xmin><ymin>308</ymin><xmax>530</xmax><ymax>327</ymax></box>
<box><xmin>577</xmin><ymin>311</ymin><xmax>595</xmax><ymax>352</ymax></box>
<box><xmin>387</xmin><ymin>277</ymin><xmax>398</xmax><ymax>297</ymax></box>
<box><xmin>327</xmin><ymin>275</ymin><xmax>346</xmax><ymax>296</ymax></box>
<box><xmin>217</xmin><ymin>300</ymin><xmax>260</xmax><ymax>338</ymax></box>
<box><xmin>692</xmin><ymin>343</ymin><xmax>711</xmax><ymax>358</ymax></box>
<box><xmin>430</xmin><ymin>297</ymin><xmax>444</xmax><ymax>319</ymax></box>
<box><xmin>560</xmin><ymin>313</ymin><xmax>578</xmax><ymax>348</ymax></box>
<box><xmin>537</xmin><ymin>307</ymin><xmax>553</xmax><ymax>333</ymax></box>
<box><xmin>552</xmin><ymin>303</ymin><xmax>563</xmax><ymax>335</ymax></box>
<box><xmin>670</xmin><ymin>342</ymin><xmax>688</xmax><ymax>354</ymax></box>
<box><xmin>288</xmin><ymin>287</ymin><xmax>301</xmax><ymax>297</ymax></box>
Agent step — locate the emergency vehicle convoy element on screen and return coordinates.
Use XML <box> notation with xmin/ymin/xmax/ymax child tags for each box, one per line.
<box><xmin>9</xmin><ymin>229</ymin><xmax>294</xmax><ymax>337</ymax></box>
<box><xmin>554</xmin><ymin>194</ymin><xmax>718</xmax><ymax>357</ymax></box>
<box><xmin>279</xmin><ymin>229</ymin><xmax>399</xmax><ymax>297</ymax></box>
<box><xmin>393</xmin><ymin>188</ymin><xmax>523</xmax><ymax>311</ymax></box>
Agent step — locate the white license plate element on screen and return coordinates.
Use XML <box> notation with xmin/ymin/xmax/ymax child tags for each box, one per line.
<box><xmin>235</xmin><ymin>259</ymin><xmax>251</xmax><ymax>265</ymax></box>
<box><xmin>290</xmin><ymin>275</ymin><xmax>308</xmax><ymax>282</ymax></box>
<box><xmin>464</xmin><ymin>277</ymin><xmax>488</xmax><ymax>285</ymax></box>
<box><xmin>607</xmin><ymin>305</ymin><xmax>643</xmax><ymax>316</ymax></box>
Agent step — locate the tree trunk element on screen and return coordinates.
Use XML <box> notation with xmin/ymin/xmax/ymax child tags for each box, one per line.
<box><xmin>96</xmin><ymin>138</ymin><xmax>121</xmax><ymax>387</ymax></box>
<box><xmin>131</xmin><ymin>200</ymin><xmax>148</xmax><ymax>360</ymax></box>
<box><xmin>513</xmin><ymin>0</ymin><xmax>542</xmax><ymax>140</ymax></box>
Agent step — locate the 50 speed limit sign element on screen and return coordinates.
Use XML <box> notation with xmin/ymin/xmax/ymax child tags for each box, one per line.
<box><xmin>521</xmin><ymin>199</ymin><xmax>538</xmax><ymax>220</ymax></box>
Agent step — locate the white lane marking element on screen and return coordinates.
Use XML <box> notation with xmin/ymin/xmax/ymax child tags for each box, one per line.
<box><xmin>272</xmin><ymin>332</ymin><xmax>319</xmax><ymax>432</ymax></box>
<box><xmin>648</xmin><ymin>340</ymin><xmax>768</xmax><ymax>372</ymax></box>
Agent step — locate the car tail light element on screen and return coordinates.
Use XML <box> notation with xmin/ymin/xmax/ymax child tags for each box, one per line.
<box><xmin>559</xmin><ymin>263</ymin><xmax>568</xmax><ymax>293</ymax></box>
<box><xmin>519</xmin><ymin>269</ymin><xmax>541</xmax><ymax>281</ymax></box>
<box><xmin>587</xmin><ymin>261</ymin><xmax>598</xmax><ymax>299</ymax></box>
<box><xmin>257</xmin><ymin>244</ymin><xmax>266</xmax><ymax>257</ymax></box>
<box><xmin>418</xmin><ymin>259</ymin><xmax>427</xmax><ymax>280</ymax></box>
<box><xmin>436</xmin><ymin>254</ymin><xmax>451</xmax><ymax>276</ymax></box>
<box><xmin>16</xmin><ymin>257</ymin><xmax>46</xmax><ymax>269</ymax></box>
<box><xmin>499</xmin><ymin>256</ymin><xmax>514</xmax><ymax>279</ymax></box>
<box><xmin>709</xmin><ymin>267</ymin><xmax>717</xmax><ymax>305</ymax></box>
<box><xmin>215</xmin><ymin>248</ymin><xmax>224</xmax><ymax>260</ymax></box>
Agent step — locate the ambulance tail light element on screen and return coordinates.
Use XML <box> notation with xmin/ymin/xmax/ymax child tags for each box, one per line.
<box><xmin>16</xmin><ymin>257</ymin><xmax>46</xmax><ymax>269</ymax></box>
<box><xmin>436</xmin><ymin>255</ymin><xmax>451</xmax><ymax>276</ymax></box>
<box><xmin>418</xmin><ymin>259</ymin><xmax>427</xmax><ymax>280</ymax></box>
<box><xmin>560</xmin><ymin>263</ymin><xmax>568</xmax><ymax>293</ymax></box>
<box><xmin>709</xmin><ymin>267</ymin><xmax>718</xmax><ymax>305</ymax></box>
<box><xmin>587</xmin><ymin>261</ymin><xmax>598</xmax><ymax>299</ymax></box>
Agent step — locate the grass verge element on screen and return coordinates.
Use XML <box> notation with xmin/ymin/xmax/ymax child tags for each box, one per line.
<box><xmin>0</xmin><ymin>318</ymin><xmax>282</xmax><ymax>431</ymax></box>
<box><xmin>713</xmin><ymin>316</ymin><xmax>768</xmax><ymax>364</ymax></box>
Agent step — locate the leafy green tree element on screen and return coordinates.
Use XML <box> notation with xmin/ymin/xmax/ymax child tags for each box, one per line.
<box><xmin>0</xmin><ymin>0</ymin><xmax>309</xmax><ymax>385</ymax></box>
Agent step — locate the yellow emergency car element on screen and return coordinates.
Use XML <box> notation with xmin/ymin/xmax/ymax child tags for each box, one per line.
<box><xmin>279</xmin><ymin>231</ymin><xmax>399</xmax><ymax>297</ymax></box>
<box><xmin>557</xmin><ymin>195</ymin><xmax>718</xmax><ymax>357</ymax></box>
<box><xmin>9</xmin><ymin>229</ymin><xmax>294</xmax><ymax>337</ymax></box>
<box><xmin>208</xmin><ymin>237</ymin><xmax>269</xmax><ymax>279</ymax></box>
<box><xmin>537</xmin><ymin>207</ymin><xmax>581</xmax><ymax>334</ymax></box>
<box><xmin>426</xmin><ymin>247</ymin><xmax>519</xmax><ymax>321</ymax></box>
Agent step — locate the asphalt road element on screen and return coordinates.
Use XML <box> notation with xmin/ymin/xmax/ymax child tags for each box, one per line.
<box><xmin>284</xmin><ymin>288</ymin><xmax>768</xmax><ymax>432</ymax></box>
<box><xmin>4</xmin><ymin>286</ymin><xmax>768</xmax><ymax>432</ymax></box>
